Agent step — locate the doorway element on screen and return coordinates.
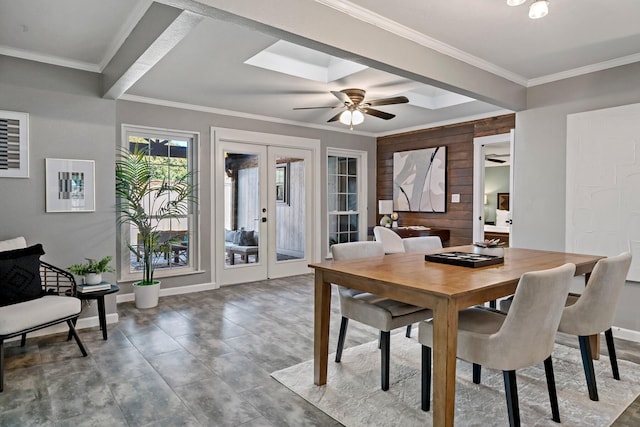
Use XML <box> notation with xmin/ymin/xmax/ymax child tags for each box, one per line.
<box><xmin>473</xmin><ymin>130</ymin><xmax>514</xmax><ymax>245</ymax></box>
<box><xmin>212</xmin><ymin>128</ymin><xmax>319</xmax><ymax>286</ymax></box>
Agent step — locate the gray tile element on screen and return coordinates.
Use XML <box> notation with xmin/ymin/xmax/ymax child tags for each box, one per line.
<box><xmin>47</xmin><ymin>369</ymin><xmax>115</xmax><ymax>420</ymax></box>
<box><xmin>174</xmin><ymin>378</ymin><xmax>262</xmax><ymax>427</ymax></box>
<box><xmin>147</xmin><ymin>349</ymin><xmax>216</xmax><ymax>388</ymax></box>
<box><xmin>109</xmin><ymin>371</ymin><xmax>191</xmax><ymax>425</ymax></box>
<box><xmin>53</xmin><ymin>404</ymin><xmax>128</xmax><ymax>427</ymax></box>
<box><xmin>203</xmin><ymin>351</ymin><xmax>271</xmax><ymax>393</ymax></box>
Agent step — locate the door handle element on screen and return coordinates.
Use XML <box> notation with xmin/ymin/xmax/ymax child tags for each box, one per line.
<box><xmin>261</xmin><ymin>217</ymin><xmax>267</xmax><ymax>223</ymax></box>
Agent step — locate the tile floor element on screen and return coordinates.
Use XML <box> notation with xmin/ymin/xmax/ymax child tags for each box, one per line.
<box><xmin>1</xmin><ymin>274</ymin><xmax>639</xmax><ymax>426</ymax></box>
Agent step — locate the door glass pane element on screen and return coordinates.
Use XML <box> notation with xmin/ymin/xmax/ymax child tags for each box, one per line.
<box><xmin>224</xmin><ymin>152</ymin><xmax>260</xmax><ymax>266</ymax></box>
<box><xmin>275</xmin><ymin>156</ymin><xmax>305</xmax><ymax>261</ymax></box>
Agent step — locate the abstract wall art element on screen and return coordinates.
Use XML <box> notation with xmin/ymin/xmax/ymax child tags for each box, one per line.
<box><xmin>0</xmin><ymin>110</ymin><xmax>29</xmax><ymax>178</ymax></box>
<box><xmin>393</xmin><ymin>146</ymin><xmax>447</xmax><ymax>213</ymax></box>
<box><xmin>45</xmin><ymin>158</ymin><xmax>95</xmax><ymax>212</ymax></box>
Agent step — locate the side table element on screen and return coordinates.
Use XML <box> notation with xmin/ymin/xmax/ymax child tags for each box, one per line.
<box><xmin>76</xmin><ymin>284</ymin><xmax>119</xmax><ymax>340</ymax></box>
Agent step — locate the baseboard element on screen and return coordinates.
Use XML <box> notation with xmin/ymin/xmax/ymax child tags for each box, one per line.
<box><xmin>5</xmin><ymin>313</ymin><xmax>119</xmax><ymax>343</ymax></box>
<box><xmin>612</xmin><ymin>325</ymin><xmax>640</xmax><ymax>343</ymax></box>
<box><xmin>116</xmin><ymin>281</ymin><xmax>217</xmax><ymax>303</ymax></box>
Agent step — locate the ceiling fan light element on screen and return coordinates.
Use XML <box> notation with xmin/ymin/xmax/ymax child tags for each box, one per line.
<box><xmin>506</xmin><ymin>0</ymin><xmax>526</xmax><ymax>6</ymax></box>
<box><xmin>529</xmin><ymin>0</ymin><xmax>549</xmax><ymax>19</ymax></box>
<box><xmin>351</xmin><ymin>110</ymin><xmax>365</xmax><ymax>125</ymax></box>
<box><xmin>339</xmin><ymin>110</ymin><xmax>352</xmax><ymax>125</ymax></box>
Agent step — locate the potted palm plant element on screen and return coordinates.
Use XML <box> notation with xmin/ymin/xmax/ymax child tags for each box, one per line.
<box><xmin>68</xmin><ymin>256</ymin><xmax>115</xmax><ymax>285</ymax></box>
<box><xmin>115</xmin><ymin>146</ymin><xmax>196</xmax><ymax>309</ymax></box>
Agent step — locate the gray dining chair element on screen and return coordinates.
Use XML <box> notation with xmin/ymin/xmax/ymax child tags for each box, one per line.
<box><xmin>331</xmin><ymin>241</ymin><xmax>433</xmax><ymax>391</ymax></box>
<box><xmin>402</xmin><ymin>236</ymin><xmax>443</xmax><ymax>252</ymax></box>
<box><xmin>556</xmin><ymin>252</ymin><xmax>631</xmax><ymax>401</ymax></box>
<box><xmin>373</xmin><ymin>226</ymin><xmax>405</xmax><ymax>254</ymax></box>
<box><xmin>419</xmin><ymin>263</ymin><xmax>576</xmax><ymax>427</ymax></box>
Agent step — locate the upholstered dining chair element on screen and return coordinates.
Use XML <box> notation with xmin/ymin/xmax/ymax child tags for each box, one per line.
<box><xmin>373</xmin><ymin>226</ymin><xmax>405</xmax><ymax>254</ymax></box>
<box><xmin>419</xmin><ymin>263</ymin><xmax>576</xmax><ymax>426</ymax></box>
<box><xmin>556</xmin><ymin>252</ymin><xmax>631</xmax><ymax>401</ymax></box>
<box><xmin>402</xmin><ymin>236</ymin><xmax>443</xmax><ymax>253</ymax></box>
<box><xmin>331</xmin><ymin>241</ymin><xmax>433</xmax><ymax>391</ymax></box>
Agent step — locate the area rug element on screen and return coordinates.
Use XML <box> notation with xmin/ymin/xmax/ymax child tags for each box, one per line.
<box><xmin>271</xmin><ymin>333</ymin><xmax>640</xmax><ymax>426</ymax></box>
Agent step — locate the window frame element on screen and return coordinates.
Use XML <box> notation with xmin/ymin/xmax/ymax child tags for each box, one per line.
<box><xmin>326</xmin><ymin>148</ymin><xmax>368</xmax><ymax>258</ymax></box>
<box><xmin>118</xmin><ymin>124</ymin><xmax>200</xmax><ymax>282</ymax></box>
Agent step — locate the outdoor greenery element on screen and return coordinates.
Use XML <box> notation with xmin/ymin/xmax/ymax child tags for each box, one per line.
<box><xmin>115</xmin><ymin>145</ymin><xmax>197</xmax><ymax>286</ymax></box>
<box><xmin>68</xmin><ymin>256</ymin><xmax>115</xmax><ymax>276</ymax></box>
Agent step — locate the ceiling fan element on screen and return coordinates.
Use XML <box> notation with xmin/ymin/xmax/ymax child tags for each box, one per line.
<box><xmin>293</xmin><ymin>88</ymin><xmax>409</xmax><ymax>128</ymax></box>
<box><xmin>485</xmin><ymin>154</ymin><xmax>509</xmax><ymax>164</ymax></box>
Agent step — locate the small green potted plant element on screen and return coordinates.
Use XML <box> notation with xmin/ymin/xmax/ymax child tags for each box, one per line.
<box><xmin>69</xmin><ymin>256</ymin><xmax>115</xmax><ymax>285</ymax></box>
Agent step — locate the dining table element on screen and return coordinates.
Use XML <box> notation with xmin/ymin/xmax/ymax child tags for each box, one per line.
<box><xmin>309</xmin><ymin>245</ymin><xmax>604</xmax><ymax>427</ymax></box>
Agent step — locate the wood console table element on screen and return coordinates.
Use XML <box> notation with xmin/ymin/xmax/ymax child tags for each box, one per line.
<box><xmin>368</xmin><ymin>226</ymin><xmax>450</xmax><ymax>247</ymax></box>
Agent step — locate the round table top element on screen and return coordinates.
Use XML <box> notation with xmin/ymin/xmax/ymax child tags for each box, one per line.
<box><xmin>76</xmin><ymin>283</ymin><xmax>120</xmax><ymax>298</ymax></box>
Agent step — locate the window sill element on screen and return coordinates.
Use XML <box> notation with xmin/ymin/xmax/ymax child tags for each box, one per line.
<box><xmin>117</xmin><ymin>268</ymin><xmax>205</xmax><ymax>284</ymax></box>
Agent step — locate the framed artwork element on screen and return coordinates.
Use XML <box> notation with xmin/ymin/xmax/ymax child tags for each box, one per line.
<box><xmin>0</xmin><ymin>110</ymin><xmax>29</xmax><ymax>178</ymax></box>
<box><xmin>275</xmin><ymin>163</ymin><xmax>289</xmax><ymax>205</ymax></box>
<box><xmin>497</xmin><ymin>192</ymin><xmax>510</xmax><ymax>210</ymax></box>
<box><xmin>45</xmin><ymin>158</ymin><xmax>95</xmax><ymax>212</ymax></box>
<box><xmin>393</xmin><ymin>146</ymin><xmax>447</xmax><ymax>213</ymax></box>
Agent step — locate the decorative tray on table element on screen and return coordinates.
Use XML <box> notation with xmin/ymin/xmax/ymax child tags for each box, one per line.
<box><xmin>424</xmin><ymin>251</ymin><xmax>504</xmax><ymax>268</ymax></box>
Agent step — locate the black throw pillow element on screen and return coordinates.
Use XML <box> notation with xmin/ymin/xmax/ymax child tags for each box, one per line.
<box><xmin>239</xmin><ymin>230</ymin><xmax>255</xmax><ymax>246</ymax></box>
<box><xmin>0</xmin><ymin>243</ymin><xmax>45</xmax><ymax>306</ymax></box>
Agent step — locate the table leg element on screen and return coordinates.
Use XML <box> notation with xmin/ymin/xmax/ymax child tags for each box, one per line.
<box><xmin>313</xmin><ymin>271</ymin><xmax>331</xmax><ymax>386</ymax></box>
<box><xmin>97</xmin><ymin>296</ymin><xmax>108</xmax><ymax>340</ymax></box>
<box><xmin>432</xmin><ymin>298</ymin><xmax>458</xmax><ymax>427</ymax></box>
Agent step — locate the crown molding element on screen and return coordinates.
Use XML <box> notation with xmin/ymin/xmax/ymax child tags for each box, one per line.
<box><xmin>0</xmin><ymin>45</ymin><xmax>100</xmax><ymax>73</ymax></box>
<box><xmin>526</xmin><ymin>52</ymin><xmax>640</xmax><ymax>87</ymax></box>
<box><xmin>119</xmin><ymin>94</ymin><xmax>378</xmax><ymax>137</ymax></box>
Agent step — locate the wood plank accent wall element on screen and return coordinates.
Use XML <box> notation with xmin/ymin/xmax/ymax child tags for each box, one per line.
<box><xmin>376</xmin><ymin>113</ymin><xmax>515</xmax><ymax>246</ymax></box>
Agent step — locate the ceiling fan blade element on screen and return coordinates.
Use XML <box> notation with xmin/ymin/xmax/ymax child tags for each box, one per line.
<box><xmin>331</xmin><ymin>90</ymin><xmax>353</xmax><ymax>105</ymax></box>
<box><xmin>293</xmin><ymin>106</ymin><xmax>342</xmax><ymax>110</ymax></box>
<box><xmin>486</xmin><ymin>158</ymin><xmax>506</xmax><ymax>164</ymax></box>
<box><xmin>365</xmin><ymin>96</ymin><xmax>409</xmax><ymax>107</ymax></box>
<box><xmin>363</xmin><ymin>107</ymin><xmax>395</xmax><ymax>120</ymax></box>
<box><xmin>327</xmin><ymin>112</ymin><xmax>343</xmax><ymax>123</ymax></box>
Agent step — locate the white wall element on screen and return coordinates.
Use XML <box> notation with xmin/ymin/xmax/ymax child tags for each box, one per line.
<box><xmin>514</xmin><ymin>61</ymin><xmax>640</xmax><ymax>332</ymax></box>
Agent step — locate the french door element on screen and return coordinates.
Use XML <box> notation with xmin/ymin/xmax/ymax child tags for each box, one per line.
<box><xmin>214</xmin><ymin>130</ymin><xmax>315</xmax><ymax>285</ymax></box>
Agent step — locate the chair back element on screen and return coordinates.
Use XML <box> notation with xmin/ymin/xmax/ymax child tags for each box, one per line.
<box><xmin>373</xmin><ymin>226</ymin><xmax>404</xmax><ymax>254</ymax></box>
<box><xmin>559</xmin><ymin>252</ymin><xmax>632</xmax><ymax>336</ymax></box>
<box><xmin>494</xmin><ymin>263</ymin><xmax>576</xmax><ymax>370</ymax></box>
<box><xmin>402</xmin><ymin>236</ymin><xmax>442</xmax><ymax>253</ymax></box>
<box><xmin>331</xmin><ymin>241</ymin><xmax>385</xmax><ymax>261</ymax></box>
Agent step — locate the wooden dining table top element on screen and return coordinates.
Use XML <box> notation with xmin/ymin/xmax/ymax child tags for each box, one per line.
<box><xmin>310</xmin><ymin>245</ymin><xmax>603</xmax><ymax>306</ymax></box>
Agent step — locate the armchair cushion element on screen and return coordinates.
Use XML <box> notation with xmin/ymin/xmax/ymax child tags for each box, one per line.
<box><xmin>0</xmin><ymin>236</ymin><xmax>27</xmax><ymax>252</ymax></box>
<box><xmin>0</xmin><ymin>244</ymin><xmax>45</xmax><ymax>307</ymax></box>
<box><xmin>0</xmin><ymin>295</ymin><xmax>81</xmax><ymax>336</ymax></box>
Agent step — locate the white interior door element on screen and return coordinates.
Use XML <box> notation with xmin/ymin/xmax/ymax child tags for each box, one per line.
<box><xmin>213</xmin><ymin>128</ymin><xmax>318</xmax><ymax>286</ymax></box>
<box><xmin>473</xmin><ymin>131</ymin><xmax>514</xmax><ymax>244</ymax></box>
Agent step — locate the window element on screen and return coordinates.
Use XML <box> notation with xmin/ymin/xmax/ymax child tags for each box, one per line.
<box><xmin>327</xmin><ymin>149</ymin><xmax>367</xmax><ymax>253</ymax></box>
<box><xmin>120</xmin><ymin>125</ymin><xmax>199</xmax><ymax>280</ymax></box>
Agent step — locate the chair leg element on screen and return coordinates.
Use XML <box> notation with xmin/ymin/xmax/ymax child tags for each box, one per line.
<box><xmin>473</xmin><ymin>363</ymin><xmax>482</xmax><ymax>384</ymax></box>
<box><xmin>406</xmin><ymin>324</ymin><xmax>412</xmax><ymax>338</ymax></box>
<box><xmin>0</xmin><ymin>339</ymin><xmax>4</xmax><ymax>392</ymax></box>
<box><xmin>604</xmin><ymin>328</ymin><xmax>620</xmax><ymax>380</ymax></box>
<box><xmin>380</xmin><ymin>331</ymin><xmax>390</xmax><ymax>391</ymax></box>
<box><xmin>335</xmin><ymin>317</ymin><xmax>348</xmax><ymax>363</ymax></box>
<box><xmin>578</xmin><ymin>335</ymin><xmax>599</xmax><ymax>401</ymax></box>
<box><xmin>421</xmin><ymin>345</ymin><xmax>431</xmax><ymax>411</ymax></box>
<box><xmin>67</xmin><ymin>319</ymin><xmax>88</xmax><ymax>357</ymax></box>
<box><xmin>378</xmin><ymin>331</ymin><xmax>382</xmax><ymax>349</ymax></box>
<box><xmin>20</xmin><ymin>333</ymin><xmax>26</xmax><ymax>347</ymax></box>
<box><xmin>503</xmin><ymin>370</ymin><xmax>520</xmax><ymax>427</ymax></box>
<box><xmin>544</xmin><ymin>356</ymin><xmax>561</xmax><ymax>423</ymax></box>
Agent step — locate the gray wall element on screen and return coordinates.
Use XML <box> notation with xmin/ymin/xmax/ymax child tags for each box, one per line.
<box><xmin>513</xmin><ymin>61</ymin><xmax>640</xmax><ymax>331</ymax></box>
<box><xmin>116</xmin><ymin>99</ymin><xmax>376</xmax><ymax>287</ymax></box>
<box><xmin>0</xmin><ymin>55</ymin><xmax>117</xmax><ymax>317</ymax></box>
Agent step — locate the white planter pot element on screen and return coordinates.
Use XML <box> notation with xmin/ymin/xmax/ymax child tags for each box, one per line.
<box><xmin>133</xmin><ymin>281</ymin><xmax>160</xmax><ymax>309</ymax></box>
<box><xmin>84</xmin><ymin>273</ymin><xmax>102</xmax><ymax>285</ymax></box>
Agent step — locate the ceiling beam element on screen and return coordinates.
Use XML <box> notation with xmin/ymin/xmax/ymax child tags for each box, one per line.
<box><xmin>102</xmin><ymin>2</ymin><xmax>202</xmax><ymax>100</ymax></box>
<box><xmin>161</xmin><ymin>0</ymin><xmax>526</xmax><ymax>111</ymax></box>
